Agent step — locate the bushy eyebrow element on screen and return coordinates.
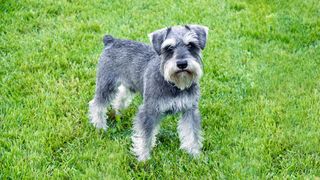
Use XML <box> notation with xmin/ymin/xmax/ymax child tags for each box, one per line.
<box><xmin>183</xmin><ymin>32</ymin><xmax>199</xmax><ymax>45</ymax></box>
<box><xmin>161</xmin><ymin>38</ymin><xmax>176</xmax><ymax>49</ymax></box>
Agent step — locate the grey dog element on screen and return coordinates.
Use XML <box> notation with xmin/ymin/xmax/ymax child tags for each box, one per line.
<box><xmin>89</xmin><ymin>25</ymin><xmax>208</xmax><ymax>161</ymax></box>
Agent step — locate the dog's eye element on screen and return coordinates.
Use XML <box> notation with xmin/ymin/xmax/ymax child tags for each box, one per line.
<box><xmin>187</xmin><ymin>43</ymin><xmax>196</xmax><ymax>50</ymax></box>
<box><xmin>164</xmin><ymin>45</ymin><xmax>175</xmax><ymax>52</ymax></box>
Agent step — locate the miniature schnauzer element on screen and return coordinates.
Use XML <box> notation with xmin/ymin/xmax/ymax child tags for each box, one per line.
<box><xmin>89</xmin><ymin>25</ymin><xmax>208</xmax><ymax>161</ymax></box>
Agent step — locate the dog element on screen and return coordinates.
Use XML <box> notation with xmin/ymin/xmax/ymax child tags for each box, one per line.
<box><xmin>89</xmin><ymin>25</ymin><xmax>208</xmax><ymax>161</ymax></box>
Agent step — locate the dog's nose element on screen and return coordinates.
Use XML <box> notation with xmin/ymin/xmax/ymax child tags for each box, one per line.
<box><xmin>176</xmin><ymin>60</ymin><xmax>188</xmax><ymax>69</ymax></box>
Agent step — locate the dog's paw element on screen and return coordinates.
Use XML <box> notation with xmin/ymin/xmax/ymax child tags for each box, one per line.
<box><xmin>131</xmin><ymin>136</ymin><xmax>151</xmax><ymax>161</ymax></box>
<box><xmin>130</xmin><ymin>146</ymin><xmax>151</xmax><ymax>162</ymax></box>
<box><xmin>181</xmin><ymin>146</ymin><xmax>201</xmax><ymax>157</ymax></box>
<box><xmin>136</xmin><ymin>153</ymin><xmax>151</xmax><ymax>162</ymax></box>
<box><xmin>88</xmin><ymin>112</ymin><xmax>108</xmax><ymax>131</ymax></box>
<box><xmin>90</xmin><ymin>120</ymin><xmax>108</xmax><ymax>131</ymax></box>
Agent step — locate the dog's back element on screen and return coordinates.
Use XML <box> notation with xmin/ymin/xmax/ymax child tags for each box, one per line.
<box><xmin>99</xmin><ymin>35</ymin><xmax>157</xmax><ymax>93</ymax></box>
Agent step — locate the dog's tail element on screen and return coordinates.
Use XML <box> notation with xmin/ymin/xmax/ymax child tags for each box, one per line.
<box><xmin>103</xmin><ymin>35</ymin><xmax>114</xmax><ymax>48</ymax></box>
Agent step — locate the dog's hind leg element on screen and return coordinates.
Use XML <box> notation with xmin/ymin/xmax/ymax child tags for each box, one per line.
<box><xmin>89</xmin><ymin>63</ymin><xmax>118</xmax><ymax>131</ymax></box>
<box><xmin>112</xmin><ymin>84</ymin><xmax>135</xmax><ymax>114</ymax></box>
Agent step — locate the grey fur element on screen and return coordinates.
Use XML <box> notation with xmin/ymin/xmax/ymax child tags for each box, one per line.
<box><xmin>89</xmin><ymin>25</ymin><xmax>208</xmax><ymax>161</ymax></box>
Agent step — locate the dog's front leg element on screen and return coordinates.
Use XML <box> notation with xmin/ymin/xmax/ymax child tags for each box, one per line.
<box><xmin>131</xmin><ymin>105</ymin><xmax>160</xmax><ymax>161</ymax></box>
<box><xmin>178</xmin><ymin>108</ymin><xmax>202</xmax><ymax>156</ymax></box>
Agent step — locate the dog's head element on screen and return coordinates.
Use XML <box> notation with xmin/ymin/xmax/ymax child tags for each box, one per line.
<box><xmin>149</xmin><ymin>25</ymin><xmax>208</xmax><ymax>90</ymax></box>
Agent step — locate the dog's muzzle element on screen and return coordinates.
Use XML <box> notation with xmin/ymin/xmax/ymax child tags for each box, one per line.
<box><xmin>164</xmin><ymin>58</ymin><xmax>202</xmax><ymax>90</ymax></box>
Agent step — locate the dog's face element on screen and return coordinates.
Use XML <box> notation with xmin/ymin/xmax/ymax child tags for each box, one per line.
<box><xmin>149</xmin><ymin>25</ymin><xmax>208</xmax><ymax>90</ymax></box>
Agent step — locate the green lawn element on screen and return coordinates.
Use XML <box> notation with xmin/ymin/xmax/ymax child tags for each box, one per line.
<box><xmin>1</xmin><ymin>0</ymin><xmax>320</xmax><ymax>179</ymax></box>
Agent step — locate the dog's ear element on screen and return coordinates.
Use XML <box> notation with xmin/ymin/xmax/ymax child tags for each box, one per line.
<box><xmin>148</xmin><ymin>28</ymin><xmax>169</xmax><ymax>55</ymax></box>
<box><xmin>188</xmin><ymin>25</ymin><xmax>209</xmax><ymax>49</ymax></box>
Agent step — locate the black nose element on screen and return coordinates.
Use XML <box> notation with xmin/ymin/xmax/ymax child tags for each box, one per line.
<box><xmin>177</xmin><ymin>60</ymin><xmax>188</xmax><ymax>69</ymax></box>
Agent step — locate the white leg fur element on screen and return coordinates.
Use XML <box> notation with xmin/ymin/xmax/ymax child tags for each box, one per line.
<box><xmin>112</xmin><ymin>84</ymin><xmax>134</xmax><ymax>114</ymax></box>
<box><xmin>88</xmin><ymin>99</ymin><xmax>107</xmax><ymax>130</ymax></box>
<box><xmin>131</xmin><ymin>126</ymin><xmax>152</xmax><ymax>161</ymax></box>
<box><xmin>151</xmin><ymin>124</ymin><xmax>160</xmax><ymax>148</ymax></box>
<box><xmin>131</xmin><ymin>115</ymin><xmax>159</xmax><ymax>161</ymax></box>
<box><xmin>178</xmin><ymin>110</ymin><xmax>202</xmax><ymax>156</ymax></box>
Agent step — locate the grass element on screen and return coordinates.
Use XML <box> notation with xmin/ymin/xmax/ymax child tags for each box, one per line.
<box><xmin>1</xmin><ymin>0</ymin><xmax>320</xmax><ymax>179</ymax></box>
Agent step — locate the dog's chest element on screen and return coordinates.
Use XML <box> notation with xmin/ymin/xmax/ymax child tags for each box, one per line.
<box><xmin>158</xmin><ymin>95</ymin><xmax>196</xmax><ymax>113</ymax></box>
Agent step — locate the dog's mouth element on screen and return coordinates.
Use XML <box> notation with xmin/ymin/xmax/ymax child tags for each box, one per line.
<box><xmin>175</xmin><ymin>69</ymin><xmax>192</xmax><ymax>74</ymax></box>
